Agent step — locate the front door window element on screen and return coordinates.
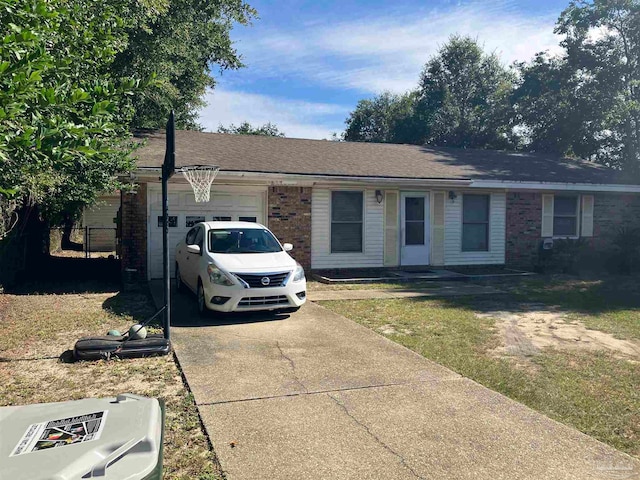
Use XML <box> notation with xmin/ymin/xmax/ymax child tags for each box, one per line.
<box><xmin>405</xmin><ymin>197</ymin><xmax>425</xmax><ymax>245</ymax></box>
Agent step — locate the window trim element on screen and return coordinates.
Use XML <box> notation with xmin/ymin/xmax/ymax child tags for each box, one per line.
<box><xmin>552</xmin><ymin>195</ymin><xmax>580</xmax><ymax>239</ymax></box>
<box><xmin>461</xmin><ymin>193</ymin><xmax>491</xmax><ymax>253</ymax></box>
<box><xmin>330</xmin><ymin>190</ymin><xmax>365</xmax><ymax>254</ymax></box>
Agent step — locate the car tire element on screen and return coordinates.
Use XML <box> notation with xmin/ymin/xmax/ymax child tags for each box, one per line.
<box><xmin>175</xmin><ymin>264</ymin><xmax>185</xmax><ymax>293</ymax></box>
<box><xmin>197</xmin><ymin>280</ymin><xmax>208</xmax><ymax>317</ymax></box>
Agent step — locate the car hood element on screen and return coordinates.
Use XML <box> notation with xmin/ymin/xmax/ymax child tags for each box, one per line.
<box><xmin>212</xmin><ymin>251</ymin><xmax>297</xmax><ymax>273</ymax></box>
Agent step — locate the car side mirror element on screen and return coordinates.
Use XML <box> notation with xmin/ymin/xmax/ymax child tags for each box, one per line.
<box><xmin>283</xmin><ymin>243</ymin><xmax>293</xmax><ymax>252</ymax></box>
<box><xmin>186</xmin><ymin>244</ymin><xmax>201</xmax><ymax>255</ymax></box>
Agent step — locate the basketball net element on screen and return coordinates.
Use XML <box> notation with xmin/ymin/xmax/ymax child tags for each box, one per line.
<box><xmin>179</xmin><ymin>166</ymin><xmax>220</xmax><ymax>203</ymax></box>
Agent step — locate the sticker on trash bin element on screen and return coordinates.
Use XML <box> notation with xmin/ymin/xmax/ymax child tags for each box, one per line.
<box><xmin>10</xmin><ymin>411</ymin><xmax>108</xmax><ymax>456</ymax></box>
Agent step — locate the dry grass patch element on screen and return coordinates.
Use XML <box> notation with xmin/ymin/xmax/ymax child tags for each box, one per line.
<box><xmin>0</xmin><ymin>286</ymin><xmax>223</xmax><ymax>480</ymax></box>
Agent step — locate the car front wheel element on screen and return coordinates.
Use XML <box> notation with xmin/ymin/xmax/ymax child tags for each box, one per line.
<box><xmin>197</xmin><ymin>280</ymin><xmax>208</xmax><ymax>317</ymax></box>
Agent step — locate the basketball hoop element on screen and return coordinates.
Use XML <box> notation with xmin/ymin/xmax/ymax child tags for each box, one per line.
<box><xmin>178</xmin><ymin>165</ymin><xmax>220</xmax><ymax>203</ymax></box>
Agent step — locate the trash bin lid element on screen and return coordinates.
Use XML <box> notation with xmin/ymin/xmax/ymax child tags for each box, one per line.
<box><xmin>0</xmin><ymin>393</ymin><xmax>163</xmax><ymax>480</ymax></box>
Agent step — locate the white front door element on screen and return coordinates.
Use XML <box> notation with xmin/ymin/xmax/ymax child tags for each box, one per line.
<box><xmin>400</xmin><ymin>192</ymin><xmax>430</xmax><ymax>266</ymax></box>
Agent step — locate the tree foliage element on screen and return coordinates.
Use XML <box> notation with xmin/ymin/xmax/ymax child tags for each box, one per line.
<box><xmin>0</xmin><ymin>0</ymin><xmax>256</xmax><ymax>225</ymax></box>
<box><xmin>343</xmin><ymin>37</ymin><xmax>516</xmax><ymax>149</ymax></box>
<box><xmin>343</xmin><ymin>92</ymin><xmax>419</xmax><ymax>143</ymax></box>
<box><xmin>0</xmin><ymin>0</ymin><xmax>141</xmax><ymax>220</ymax></box>
<box><xmin>556</xmin><ymin>0</ymin><xmax>640</xmax><ymax>171</ymax></box>
<box><xmin>218</xmin><ymin>121</ymin><xmax>285</xmax><ymax>137</ymax></box>
<box><xmin>416</xmin><ymin>36</ymin><xmax>516</xmax><ymax>149</ymax></box>
<box><xmin>114</xmin><ymin>0</ymin><xmax>256</xmax><ymax>130</ymax></box>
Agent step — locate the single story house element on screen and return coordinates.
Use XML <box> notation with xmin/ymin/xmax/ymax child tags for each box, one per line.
<box><xmin>115</xmin><ymin>130</ymin><xmax>640</xmax><ymax>282</ymax></box>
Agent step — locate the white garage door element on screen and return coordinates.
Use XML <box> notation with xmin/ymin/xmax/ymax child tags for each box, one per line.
<box><xmin>148</xmin><ymin>184</ymin><xmax>267</xmax><ymax>279</ymax></box>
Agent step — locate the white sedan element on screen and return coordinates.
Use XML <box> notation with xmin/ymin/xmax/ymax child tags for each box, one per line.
<box><xmin>174</xmin><ymin>221</ymin><xmax>306</xmax><ymax>315</ymax></box>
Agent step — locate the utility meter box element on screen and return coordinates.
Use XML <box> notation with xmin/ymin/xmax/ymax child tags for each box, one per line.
<box><xmin>0</xmin><ymin>393</ymin><xmax>164</xmax><ymax>480</ymax></box>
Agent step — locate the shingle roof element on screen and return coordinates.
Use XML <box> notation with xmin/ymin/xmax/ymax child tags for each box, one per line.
<box><xmin>133</xmin><ymin>130</ymin><xmax>637</xmax><ymax>185</ymax></box>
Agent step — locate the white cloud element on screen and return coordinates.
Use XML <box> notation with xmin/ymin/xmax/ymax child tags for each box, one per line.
<box><xmin>198</xmin><ymin>88</ymin><xmax>349</xmax><ymax>139</ymax></box>
<box><xmin>200</xmin><ymin>1</ymin><xmax>567</xmax><ymax>140</ymax></box>
<box><xmin>237</xmin><ymin>0</ymin><xmax>564</xmax><ymax>93</ymax></box>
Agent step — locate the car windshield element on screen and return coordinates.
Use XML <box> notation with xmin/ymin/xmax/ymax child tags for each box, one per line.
<box><xmin>208</xmin><ymin>228</ymin><xmax>283</xmax><ymax>254</ymax></box>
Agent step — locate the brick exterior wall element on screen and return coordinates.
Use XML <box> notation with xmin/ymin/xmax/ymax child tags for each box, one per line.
<box><xmin>120</xmin><ymin>183</ymin><xmax>147</xmax><ymax>283</ymax></box>
<box><xmin>505</xmin><ymin>191</ymin><xmax>640</xmax><ymax>268</ymax></box>
<box><xmin>505</xmin><ymin>192</ymin><xmax>543</xmax><ymax>267</ymax></box>
<box><xmin>268</xmin><ymin>186</ymin><xmax>312</xmax><ymax>269</ymax></box>
<box><xmin>591</xmin><ymin>194</ymin><xmax>640</xmax><ymax>249</ymax></box>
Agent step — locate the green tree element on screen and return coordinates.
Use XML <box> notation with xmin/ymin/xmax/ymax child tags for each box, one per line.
<box><xmin>218</xmin><ymin>121</ymin><xmax>285</xmax><ymax>137</ymax></box>
<box><xmin>512</xmin><ymin>52</ymin><xmax>606</xmax><ymax>158</ymax></box>
<box><xmin>0</xmin><ymin>0</ymin><xmax>141</xmax><ymax>222</ymax></box>
<box><xmin>343</xmin><ymin>92</ymin><xmax>420</xmax><ymax>144</ymax></box>
<box><xmin>555</xmin><ymin>0</ymin><xmax>640</xmax><ymax>172</ymax></box>
<box><xmin>416</xmin><ymin>36</ymin><xmax>517</xmax><ymax>149</ymax></box>
<box><xmin>113</xmin><ymin>0</ymin><xmax>257</xmax><ymax>130</ymax></box>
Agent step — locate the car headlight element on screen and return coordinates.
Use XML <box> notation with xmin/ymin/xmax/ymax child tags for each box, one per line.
<box><xmin>293</xmin><ymin>265</ymin><xmax>305</xmax><ymax>282</ymax></box>
<box><xmin>207</xmin><ymin>264</ymin><xmax>234</xmax><ymax>286</ymax></box>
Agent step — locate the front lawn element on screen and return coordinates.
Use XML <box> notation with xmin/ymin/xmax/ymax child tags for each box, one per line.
<box><xmin>320</xmin><ymin>275</ymin><xmax>640</xmax><ymax>457</ymax></box>
<box><xmin>0</xmin><ymin>282</ymin><xmax>223</xmax><ymax>480</ymax></box>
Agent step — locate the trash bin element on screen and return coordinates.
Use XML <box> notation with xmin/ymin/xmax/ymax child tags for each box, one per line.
<box><xmin>0</xmin><ymin>393</ymin><xmax>164</xmax><ymax>480</ymax></box>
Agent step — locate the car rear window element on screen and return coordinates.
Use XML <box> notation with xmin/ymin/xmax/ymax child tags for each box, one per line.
<box><xmin>208</xmin><ymin>229</ymin><xmax>283</xmax><ymax>254</ymax></box>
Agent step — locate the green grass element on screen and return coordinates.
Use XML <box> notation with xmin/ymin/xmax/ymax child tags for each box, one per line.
<box><xmin>0</xmin><ymin>287</ymin><xmax>223</xmax><ymax>480</ymax></box>
<box><xmin>321</xmin><ymin>276</ymin><xmax>640</xmax><ymax>457</ymax></box>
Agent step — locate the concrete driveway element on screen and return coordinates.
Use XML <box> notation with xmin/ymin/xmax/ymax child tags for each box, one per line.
<box><xmin>150</xmin><ymin>282</ymin><xmax>639</xmax><ymax>480</ymax></box>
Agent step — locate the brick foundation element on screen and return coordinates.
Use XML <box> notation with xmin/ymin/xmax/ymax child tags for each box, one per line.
<box><xmin>268</xmin><ymin>186</ymin><xmax>312</xmax><ymax>269</ymax></box>
<box><xmin>120</xmin><ymin>183</ymin><xmax>147</xmax><ymax>283</ymax></box>
<box><xmin>506</xmin><ymin>191</ymin><xmax>640</xmax><ymax>269</ymax></box>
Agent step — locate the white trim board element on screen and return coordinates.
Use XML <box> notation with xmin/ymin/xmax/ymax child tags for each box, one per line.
<box><xmin>470</xmin><ymin>180</ymin><xmax>640</xmax><ymax>193</ymax></box>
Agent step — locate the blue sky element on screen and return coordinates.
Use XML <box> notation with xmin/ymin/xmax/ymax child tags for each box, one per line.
<box><xmin>198</xmin><ymin>0</ymin><xmax>569</xmax><ymax>139</ymax></box>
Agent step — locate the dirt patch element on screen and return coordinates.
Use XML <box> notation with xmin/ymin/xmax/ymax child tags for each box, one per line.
<box><xmin>477</xmin><ymin>303</ymin><xmax>640</xmax><ymax>360</ymax></box>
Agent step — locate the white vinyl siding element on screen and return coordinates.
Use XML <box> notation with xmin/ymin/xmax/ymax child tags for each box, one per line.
<box><xmin>444</xmin><ymin>191</ymin><xmax>506</xmax><ymax>265</ymax></box>
<box><xmin>82</xmin><ymin>196</ymin><xmax>120</xmax><ymax>251</ymax></box>
<box><xmin>312</xmin><ymin>188</ymin><xmax>384</xmax><ymax>269</ymax></box>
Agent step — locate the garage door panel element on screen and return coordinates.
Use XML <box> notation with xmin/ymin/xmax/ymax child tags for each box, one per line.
<box><xmin>148</xmin><ymin>187</ymin><xmax>265</xmax><ymax>279</ymax></box>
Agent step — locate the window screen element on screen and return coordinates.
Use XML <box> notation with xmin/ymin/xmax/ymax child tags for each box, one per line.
<box><xmin>462</xmin><ymin>194</ymin><xmax>489</xmax><ymax>252</ymax></box>
<box><xmin>553</xmin><ymin>196</ymin><xmax>578</xmax><ymax>236</ymax></box>
<box><xmin>331</xmin><ymin>191</ymin><xmax>363</xmax><ymax>253</ymax></box>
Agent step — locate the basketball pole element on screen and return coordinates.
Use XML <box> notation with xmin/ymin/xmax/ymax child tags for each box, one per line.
<box><xmin>162</xmin><ymin>110</ymin><xmax>176</xmax><ymax>341</ymax></box>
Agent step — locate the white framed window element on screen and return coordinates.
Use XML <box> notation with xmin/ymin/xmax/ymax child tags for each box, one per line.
<box><xmin>553</xmin><ymin>196</ymin><xmax>579</xmax><ymax>237</ymax></box>
<box><xmin>331</xmin><ymin>191</ymin><xmax>364</xmax><ymax>253</ymax></box>
<box><xmin>462</xmin><ymin>194</ymin><xmax>490</xmax><ymax>252</ymax></box>
<box><xmin>542</xmin><ymin>194</ymin><xmax>594</xmax><ymax>238</ymax></box>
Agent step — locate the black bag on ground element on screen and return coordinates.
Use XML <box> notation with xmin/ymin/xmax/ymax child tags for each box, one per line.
<box><xmin>74</xmin><ymin>334</ymin><xmax>171</xmax><ymax>360</ymax></box>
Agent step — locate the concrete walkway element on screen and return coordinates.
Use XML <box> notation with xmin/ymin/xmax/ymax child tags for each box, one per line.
<box><xmin>150</xmin><ymin>282</ymin><xmax>640</xmax><ymax>480</ymax></box>
<box><xmin>307</xmin><ymin>282</ymin><xmax>501</xmax><ymax>301</ymax></box>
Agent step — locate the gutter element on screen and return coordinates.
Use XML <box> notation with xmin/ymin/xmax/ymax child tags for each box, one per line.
<box><xmin>131</xmin><ymin>167</ymin><xmax>474</xmax><ymax>187</ymax></box>
<box><xmin>130</xmin><ymin>168</ymin><xmax>640</xmax><ymax>193</ymax></box>
<box><xmin>471</xmin><ymin>180</ymin><xmax>640</xmax><ymax>193</ymax></box>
